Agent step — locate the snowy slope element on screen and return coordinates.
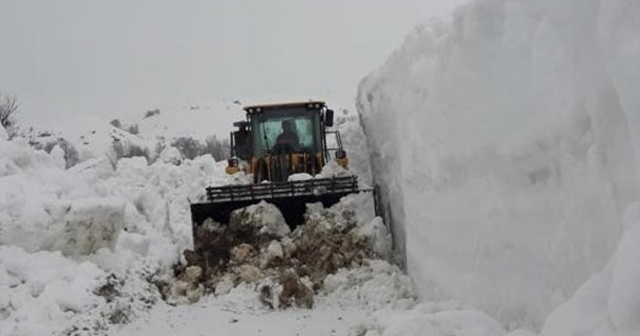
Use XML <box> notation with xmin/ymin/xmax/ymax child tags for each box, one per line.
<box><xmin>133</xmin><ymin>100</ymin><xmax>243</xmax><ymax>142</ymax></box>
<box><xmin>358</xmin><ymin>0</ymin><xmax>639</xmax><ymax>331</ymax></box>
<box><xmin>18</xmin><ymin>100</ymin><xmax>242</xmax><ymax>165</ymax></box>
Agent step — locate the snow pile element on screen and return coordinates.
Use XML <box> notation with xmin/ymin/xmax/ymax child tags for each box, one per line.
<box><xmin>51</xmin><ymin>198</ymin><xmax>126</xmax><ymax>256</ymax></box>
<box><xmin>174</xmin><ymin>194</ymin><xmax>395</xmax><ymax>309</ymax></box>
<box><xmin>0</xmin><ymin>133</ymin><xmax>229</xmax><ymax>335</ymax></box>
<box><xmin>0</xmin><ymin>246</ymin><xmax>163</xmax><ymax>336</ymax></box>
<box><xmin>0</xmin><ymin>139</ymin><xmax>119</xmax><ymax>254</ymax></box>
<box><xmin>358</xmin><ymin>0</ymin><xmax>639</xmax><ymax>330</ymax></box>
<box><xmin>157</xmin><ymin>146</ymin><xmax>182</xmax><ymax>165</ymax></box>
<box><xmin>232</xmin><ymin>201</ymin><xmax>291</xmax><ymax>238</ymax></box>
<box><xmin>320</xmin><ymin>259</ymin><xmax>414</xmax><ymax>312</ymax></box>
<box><xmin>0</xmin><ymin>246</ymin><xmax>104</xmax><ymax>336</ymax></box>
<box><xmin>316</xmin><ymin>160</ymin><xmax>352</xmax><ymax>179</ymax></box>
<box><xmin>288</xmin><ymin>173</ymin><xmax>314</xmax><ymax>181</ymax></box>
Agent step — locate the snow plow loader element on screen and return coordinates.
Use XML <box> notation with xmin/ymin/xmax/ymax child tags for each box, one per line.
<box><xmin>190</xmin><ymin>101</ymin><xmax>360</xmax><ymax>252</ymax></box>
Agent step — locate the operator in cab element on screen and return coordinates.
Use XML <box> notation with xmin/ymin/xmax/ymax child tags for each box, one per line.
<box><xmin>273</xmin><ymin>119</ymin><xmax>300</xmax><ymax>152</ymax></box>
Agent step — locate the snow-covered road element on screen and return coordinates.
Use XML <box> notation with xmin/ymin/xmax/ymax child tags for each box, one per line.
<box><xmin>113</xmin><ymin>295</ymin><xmax>367</xmax><ymax>336</ymax></box>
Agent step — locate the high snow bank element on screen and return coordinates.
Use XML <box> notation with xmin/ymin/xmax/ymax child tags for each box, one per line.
<box><xmin>358</xmin><ymin>0</ymin><xmax>639</xmax><ymax>329</ymax></box>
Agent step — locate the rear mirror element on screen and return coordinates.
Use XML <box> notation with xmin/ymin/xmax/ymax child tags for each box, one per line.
<box><xmin>325</xmin><ymin>109</ymin><xmax>334</xmax><ymax>127</ymax></box>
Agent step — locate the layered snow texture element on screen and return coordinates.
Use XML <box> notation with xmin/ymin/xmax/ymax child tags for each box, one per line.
<box><xmin>357</xmin><ymin>0</ymin><xmax>639</xmax><ymax>331</ymax></box>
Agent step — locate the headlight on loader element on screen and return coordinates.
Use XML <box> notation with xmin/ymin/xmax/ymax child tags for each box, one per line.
<box><xmin>225</xmin><ymin>158</ymin><xmax>240</xmax><ymax>175</ymax></box>
<box><xmin>335</xmin><ymin>149</ymin><xmax>349</xmax><ymax>168</ymax></box>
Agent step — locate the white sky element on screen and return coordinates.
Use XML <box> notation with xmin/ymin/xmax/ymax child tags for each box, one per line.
<box><xmin>0</xmin><ymin>0</ymin><xmax>466</xmax><ymax>127</ymax></box>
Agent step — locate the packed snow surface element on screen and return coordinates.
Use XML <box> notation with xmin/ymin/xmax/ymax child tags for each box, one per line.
<box><xmin>358</xmin><ymin>0</ymin><xmax>639</xmax><ymax>332</ymax></box>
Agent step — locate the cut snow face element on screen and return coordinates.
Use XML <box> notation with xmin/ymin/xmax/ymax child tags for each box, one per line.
<box><xmin>358</xmin><ymin>0</ymin><xmax>639</xmax><ymax>330</ymax></box>
<box><xmin>51</xmin><ymin>198</ymin><xmax>126</xmax><ymax>256</ymax></box>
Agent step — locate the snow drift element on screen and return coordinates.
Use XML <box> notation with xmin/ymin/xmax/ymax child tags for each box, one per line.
<box><xmin>358</xmin><ymin>0</ymin><xmax>639</xmax><ymax>330</ymax></box>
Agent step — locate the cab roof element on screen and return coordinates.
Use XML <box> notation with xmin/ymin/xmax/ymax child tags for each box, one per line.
<box><xmin>243</xmin><ymin>100</ymin><xmax>326</xmax><ymax>113</ymax></box>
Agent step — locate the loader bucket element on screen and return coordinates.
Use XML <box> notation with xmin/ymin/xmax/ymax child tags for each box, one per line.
<box><xmin>190</xmin><ymin>176</ymin><xmax>359</xmax><ymax>248</ymax></box>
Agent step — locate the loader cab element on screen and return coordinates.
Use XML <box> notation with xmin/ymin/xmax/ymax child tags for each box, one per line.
<box><xmin>226</xmin><ymin>101</ymin><xmax>340</xmax><ymax>182</ymax></box>
<box><xmin>244</xmin><ymin>101</ymin><xmax>327</xmax><ymax>158</ymax></box>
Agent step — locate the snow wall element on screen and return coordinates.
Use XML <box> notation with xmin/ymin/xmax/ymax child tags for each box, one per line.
<box><xmin>357</xmin><ymin>0</ymin><xmax>639</xmax><ymax>329</ymax></box>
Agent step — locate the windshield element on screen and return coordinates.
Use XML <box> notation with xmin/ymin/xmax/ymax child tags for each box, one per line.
<box><xmin>252</xmin><ymin>111</ymin><xmax>320</xmax><ymax>156</ymax></box>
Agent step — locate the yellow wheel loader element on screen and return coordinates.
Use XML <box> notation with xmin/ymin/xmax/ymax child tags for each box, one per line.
<box><xmin>189</xmin><ymin>101</ymin><xmax>360</xmax><ymax>252</ymax></box>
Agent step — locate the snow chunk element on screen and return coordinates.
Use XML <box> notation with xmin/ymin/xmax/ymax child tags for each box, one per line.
<box><xmin>115</xmin><ymin>231</ymin><xmax>151</xmax><ymax>257</ymax></box>
<box><xmin>230</xmin><ymin>201</ymin><xmax>290</xmax><ymax>238</ymax></box>
<box><xmin>158</xmin><ymin>146</ymin><xmax>183</xmax><ymax>165</ymax></box>
<box><xmin>116</xmin><ymin>156</ymin><xmax>150</xmax><ymax>177</ymax></box>
<box><xmin>68</xmin><ymin>155</ymin><xmax>114</xmax><ymax>183</ymax></box>
<box><xmin>51</xmin><ymin>197</ymin><xmax>126</xmax><ymax>256</ymax></box>
<box><xmin>316</xmin><ymin>160</ymin><xmax>351</xmax><ymax>178</ymax></box>
<box><xmin>321</xmin><ymin>259</ymin><xmax>414</xmax><ymax>312</ymax></box>
<box><xmin>50</xmin><ymin>145</ymin><xmax>66</xmax><ymax>170</ymax></box>
<box><xmin>261</xmin><ymin>240</ymin><xmax>284</xmax><ymax>268</ymax></box>
<box><xmin>266</xmin><ymin>240</ymin><xmax>284</xmax><ymax>259</ymax></box>
<box><xmin>288</xmin><ymin>173</ymin><xmax>314</xmax><ymax>181</ymax></box>
<box><xmin>356</xmin><ymin>217</ymin><xmax>393</xmax><ymax>260</ymax></box>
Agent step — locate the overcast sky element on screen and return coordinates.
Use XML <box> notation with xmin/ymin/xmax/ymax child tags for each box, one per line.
<box><xmin>0</xmin><ymin>0</ymin><xmax>466</xmax><ymax>126</ymax></box>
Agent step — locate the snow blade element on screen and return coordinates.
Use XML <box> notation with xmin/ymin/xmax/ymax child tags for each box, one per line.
<box><xmin>190</xmin><ymin>176</ymin><xmax>359</xmax><ymax>236</ymax></box>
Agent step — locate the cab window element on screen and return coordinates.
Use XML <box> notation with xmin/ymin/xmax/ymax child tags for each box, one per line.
<box><xmin>252</xmin><ymin>114</ymin><xmax>319</xmax><ymax>156</ymax></box>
